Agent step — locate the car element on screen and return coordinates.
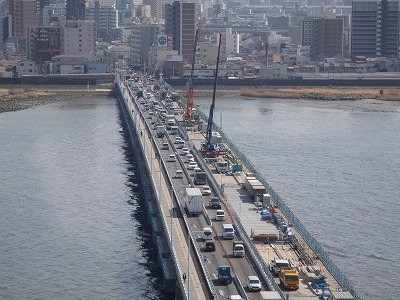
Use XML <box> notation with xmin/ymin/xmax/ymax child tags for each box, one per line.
<box><xmin>193</xmin><ymin>167</ymin><xmax>202</xmax><ymax>174</ymax></box>
<box><xmin>161</xmin><ymin>142</ymin><xmax>169</xmax><ymax>150</ymax></box>
<box><xmin>181</xmin><ymin>147</ymin><xmax>190</xmax><ymax>155</ymax></box>
<box><xmin>204</xmin><ymin>239</ymin><xmax>215</xmax><ymax>252</ymax></box>
<box><xmin>168</xmin><ymin>154</ymin><xmax>176</xmax><ymax>162</ymax></box>
<box><xmin>187</xmin><ymin>161</ymin><xmax>198</xmax><ymax>170</ymax></box>
<box><xmin>202</xmin><ymin>227</ymin><xmax>213</xmax><ymax>241</ymax></box>
<box><xmin>176</xmin><ymin>140</ymin><xmax>185</xmax><ymax>149</ymax></box>
<box><xmin>247</xmin><ymin>275</ymin><xmax>262</xmax><ymax>292</ymax></box>
<box><xmin>202</xmin><ymin>186</ymin><xmax>211</xmax><ymax>196</ymax></box>
<box><xmin>174</xmin><ymin>137</ymin><xmax>183</xmax><ymax>144</ymax></box>
<box><xmin>185</xmin><ymin>153</ymin><xmax>194</xmax><ymax>163</ymax></box>
<box><xmin>175</xmin><ymin>170</ymin><xmax>183</xmax><ymax>178</ymax></box>
<box><xmin>209</xmin><ymin>197</ymin><xmax>221</xmax><ymax>209</ymax></box>
<box><xmin>215</xmin><ymin>209</ymin><xmax>225</xmax><ymax>221</ymax></box>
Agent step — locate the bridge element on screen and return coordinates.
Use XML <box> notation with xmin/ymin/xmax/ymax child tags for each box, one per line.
<box><xmin>114</xmin><ymin>73</ymin><xmax>361</xmax><ymax>300</ymax></box>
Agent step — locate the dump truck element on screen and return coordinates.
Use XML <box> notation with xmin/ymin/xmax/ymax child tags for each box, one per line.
<box><xmin>233</xmin><ymin>241</ymin><xmax>245</xmax><ymax>257</ymax></box>
<box><xmin>186</xmin><ymin>187</ymin><xmax>203</xmax><ymax>216</ymax></box>
<box><xmin>279</xmin><ymin>267</ymin><xmax>299</xmax><ymax>290</ymax></box>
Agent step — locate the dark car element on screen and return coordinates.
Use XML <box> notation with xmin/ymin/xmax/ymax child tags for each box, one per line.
<box><xmin>209</xmin><ymin>197</ymin><xmax>221</xmax><ymax>209</ymax></box>
<box><xmin>204</xmin><ymin>240</ymin><xmax>215</xmax><ymax>252</ymax></box>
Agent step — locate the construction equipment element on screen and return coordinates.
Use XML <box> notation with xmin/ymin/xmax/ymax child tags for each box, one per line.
<box><xmin>183</xmin><ymin>29</ymin><xmax>200</xmax><ymax>121</ymax></box>
<box><xmin>200</xmin><ymin>33</ymin><xmax>224</xmax><ymax>158</ymax></box>
<box><xmin>279</xmin><ymin>267</ymin><xmax>299</xmax><ymax>290</ymax></box>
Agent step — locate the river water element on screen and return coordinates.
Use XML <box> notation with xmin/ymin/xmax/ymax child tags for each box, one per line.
<box><xmin>0</xmin><ymin>97</ymin><xmax>167</xmax><ymax>299</ymax></box>
<box><xmin>1</xmin><ymin>94</ymin><xmax>398</xmax><ymax>300</ymax></box>
<box><xmin>196</xmin><ymin>96</ymin><xmax>400</xmax><ymax>300</ymax></box>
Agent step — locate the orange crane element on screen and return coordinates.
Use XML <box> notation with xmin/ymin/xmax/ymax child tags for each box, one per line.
<box><xmin>183</xmin><ymin>28</ymin><xmax>200</xmax><ymax>121</ymax></box>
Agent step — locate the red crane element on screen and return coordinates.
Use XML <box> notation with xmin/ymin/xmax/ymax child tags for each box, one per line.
<box><xmin>183</xmin><ymin>28</ymin><xmax>200</xmax><ymax>121</ymax></box>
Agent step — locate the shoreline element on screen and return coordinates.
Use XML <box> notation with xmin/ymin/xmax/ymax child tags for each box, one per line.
<box><xmin>0</xmin><ymin>87</ymin><xmax>114</xmax><ymax>113</ymax></box>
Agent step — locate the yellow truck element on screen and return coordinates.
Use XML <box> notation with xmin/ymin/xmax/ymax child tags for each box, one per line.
<box><xmin>279</xmin><ymin>267</ymin><xmax>299</xmax><ymax>290</ymax></box>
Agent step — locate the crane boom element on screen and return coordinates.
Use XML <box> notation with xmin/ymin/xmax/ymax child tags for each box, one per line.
<box><xmin>205</xmin><ymin>33</ymin><xmax>222</xmax><ymax>150</ymax></box>
<box><xmin>183</xmin><ymin>29</ymin><xmax>200</xmax><ymax>121</ymax></box>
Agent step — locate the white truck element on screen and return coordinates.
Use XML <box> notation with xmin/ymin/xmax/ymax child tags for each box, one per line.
<box><xmin>233</xmin><ymin>241</ymin><xmax>245</xmax><ymax>257</ymax></box>
<box><xmin>186</xmin><ymin>187</ymin><xmax>203</xmax><ymax>216</ymax></box>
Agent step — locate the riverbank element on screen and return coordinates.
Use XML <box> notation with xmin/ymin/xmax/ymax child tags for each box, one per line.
<box><xmin>0</xmin><ymin>87</ymin><xmax>114</xmax><ymax>113</ymax></box>
<box><xmin>179</xmin><ymin>86</ymin><xmax>400</xmax><ymax>102</ymax></box>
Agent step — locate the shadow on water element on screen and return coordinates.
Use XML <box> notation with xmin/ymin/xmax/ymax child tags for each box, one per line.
<box><xmin>118</xmin><ymin>116</ymin><xmax>170</xmax><ymax>300</ymax></box>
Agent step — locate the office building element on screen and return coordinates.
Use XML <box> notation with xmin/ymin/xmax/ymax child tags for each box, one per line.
<box><xmin>351</xmin><ymin>0</ymin><xmax>399</xmax><ymax>58</ymax></box>
<box><xmin>63</xmin><ymin>20</ymin><xmax>96</xmax><ymax>55</ymax></box>
<box><xmin>9</xmin><ymin>0</ymin><xmax>36</xmax><ymax>37</ymax></box>
<box><xmin>66</xmin><ymin>0</ymin><xmax>85</xmax><ymax>20</ymax></box>
<box><xmin>165</xmin><ymin>1</ymin><xmax>196</xmax><ymax>62</ymax></box>
<box><xmin>302</xmin><ymin>17</ymin><xmax>343</xmax><ymax>60</ymax></box>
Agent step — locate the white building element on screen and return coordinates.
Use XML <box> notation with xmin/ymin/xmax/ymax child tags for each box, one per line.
<box><xmin>42</xmin><ymin>6</ymin><xmax>66</xmax><ymax>26</ymax></box>
<box><xmin>63</xmin><ymin>20</ymin><xmax>96</xmax><ymax>55</ymax></box>
<box><xmin>224</xmin><ymin>28</ymin><xmax>240</xmax><ymax>55</ymax></box>
<box><xmin>16</xmin><ymin>60</ymin><xmax>37</xmax><ymax>77</ymax></box>
<box><xmin>259</xmin><ymin>63</ymin><xmax>287</xmax><ymax>79</ymax></box>
<box><xmin>51</xmin><ymin>54</ymin><xmax>85</xmax><ymax>74</ymax></box>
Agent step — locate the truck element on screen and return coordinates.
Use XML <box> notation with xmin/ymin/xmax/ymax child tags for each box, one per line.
<box><xmin>271</xmin><ymin>258</ymin><xmax>290</xmax><ymax>276</ymax></box>
<box><xmin>279</xmin><ymin>267</ymin><xmax>299</xmax><ymax>290</ymax></box>
<box><xmin>185</xmin><ymin>187</ymin><xmax>203</xmax><ymax>215</ymax></box>
<box><xmin>216</xmin><ymin>157</ymin><xmax>229</xmax><ymax>173</ymax></box>
<box><xmin>156</xmin><ymin>126</ymin><xmax>165</xmax><ymax>138</ymax></box>
<box><xmin>165</xmin><ymin>114</ymin><xmax>175</xmax><ymax>129</ymax></box>
<box><xmin>233</xmin><ymin>241</ymin><xmax>245</xmax><ymax>257</ymax></box>
<box><xmin>217</xmin><ymin>266</ymin><xmax>233</xmax><ymax>284</ymax></box>
<box><xmin>194</xmin><ymin>172</ymin><xmax>207</xmax><ymax>185</ymax></box>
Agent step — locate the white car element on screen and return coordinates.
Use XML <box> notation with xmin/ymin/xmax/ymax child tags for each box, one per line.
<box><xmin>185</xmin><ymin>153</ymin><xmax>194</xmax><ymax>163</ymax></box>
<box><xmin>182</xmin><ymin>147</ymin><xmax>190</xmax><ymax>155</ymax></box>
<box><xmin>215</xmin><ymin>209</ymin><xmax>225</xmax><ymax>221</ymax></box>
<box><xmin>202</xmin><ymin>186</ymin><xmax>211</xmax><ymax>196</ymax></box>
<box><xmin>168</xmin><ymin>154</ymin><xmax>176</xmax><ymax>162</ymax></box>
<box><xmin>174</xmin><ymin>137</ymin><xmax>183</xmax><ymax>144</ymax></box>
<box><xmin>187</xmin><ymin>161</ymin><xmax>198</xmax><ymax>170</ymax></box>
<box><xmin>175</xmin><ymin>170</ymin><xmax>183</xmax><ymax>178</ymax></box>
<box><xmin>247</xmin><ymin>276</ymin><xmax>262</xmax><ymax>292</ymax></box>
<box><xmin>202</xmin><ymin>227</ymin><xmax>213</xmax><ymax>241</ymax></box>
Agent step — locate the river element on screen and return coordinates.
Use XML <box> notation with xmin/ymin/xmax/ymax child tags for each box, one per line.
<box><xmin>0</xmin><ymin>97</ymin><xmax>168</xmax><ymax>299</ymax></box>
<box><xmin>196</xmin><ymin>96</ymin><xmax>400</xmax><ymax>300</ymax></box>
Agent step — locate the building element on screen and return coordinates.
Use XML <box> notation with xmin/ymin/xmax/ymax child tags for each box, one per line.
<box><xmin>85</xmin><ymin>2</ymin><xmax>118</xmax><ymax>42</ymax></box>
<box><xmin>63</xmin><ymin>20</ymin><xmax>96</xmax><ymax>55</ymax></box>
<box><xmin>165</xmin><ymin>1</ymin><xmax>196</xmax><ymax>62</ymax></box>
<box><xmin>302</xmin><ymin>17</ymin><xmax>344</xmax><ymax>61</ymax></box>
<box><xmin>9</xmin><ymin>0</ymin><xmax>36</xmax><ymax>38</ymax></box>
<box><xmin>66</xmin><ymin>0</ymin><xmax>85</xmax><ymax>20</ymax></box>
<box><xmin>129</xmin><ymin>23</ymin><xmax>163</xmax><ymax>66</ymax></box>
<box><xmin>27</xmin><ymin>26</ymin><xmax>63</xmax><ymax>70</ymax></box>
<box><xmin>351</xmin><ymin>0</ymin><xmax>399</xmax><ymax>58</ymax></box>
<box><xmin>42</xmin><ymin>6</ymin><xmax>66</xmax><ymax>26</ymax></box>
<box><xmin>0</xmin><ymin>14</ymin><xmax>12</xmax><ymax>49</ymax></box>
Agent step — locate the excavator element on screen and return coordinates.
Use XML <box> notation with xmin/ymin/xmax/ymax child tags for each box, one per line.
<box><xmin>182</xmin><ymin>29</ymin><xmax>200</xmax><ymax>122</ymax></box>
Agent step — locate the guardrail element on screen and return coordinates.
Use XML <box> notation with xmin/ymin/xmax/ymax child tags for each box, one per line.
<box><xmin>195</xmin><ymin>102</ymin><xmax>362</xmax><ymax>300</ymax></box>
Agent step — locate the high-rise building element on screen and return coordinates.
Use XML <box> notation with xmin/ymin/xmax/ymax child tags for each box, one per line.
<box><xmin>9</xmin><ymin>0</ymin><xmax>36</xmax><ymax>37</ymax></box>
<box><xmin>66</xmin><ymin>0</ymin><xmax>85</xmax><ymax>20</ymax></box>
<box><xmin>351</xmin><ymin>0</ymin><xmax>399</xmax><ymax>58</ymax></box>
<box><xmin>165</xmin><ymin>1</ymin><xmax>196</xmax><ymax>62</ymax></box>
<box><xmin>0</xmin><ymin>14</ymin><xmax>12</xmax><ymax>49</ymax></box>
<box><xmin>86</xmin><ymin>2</ymin><xmax>118</xmax><ymax>42</ymax></box>
<box><xmin>302</xmin><ymin>17</ymin><xmax>343</xmax><ymax>60</ymax></box>
<box><xmin>63</xmin><ymin>20</ymin><xmax>96</xmax><ymax>54</ymax></box>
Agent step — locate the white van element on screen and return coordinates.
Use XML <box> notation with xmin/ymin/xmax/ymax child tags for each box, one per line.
<box><xmin>222</xmin><ymin>224</ymin><xmax>235</xmax><ymax>239</ymax></box>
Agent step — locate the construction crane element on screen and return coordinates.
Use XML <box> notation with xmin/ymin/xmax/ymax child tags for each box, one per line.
<box><xmin>183</xmin><ymin>28</ymin><xmax>200</xmax><ymax>121</ymax></box>
<box><xmin>201</xmin><ymin>33</ymin><xmax>223</xmax><ymax>157</ymax></box>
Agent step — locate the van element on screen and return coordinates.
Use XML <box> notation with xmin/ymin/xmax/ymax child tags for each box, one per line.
<box><xmin>222</xmin><ymin>224</ymin><xmax>235</xmax><ymax>239</ymax></box>
<box><xmin>215</xmin><ymin>210</ymin><xmax>225</xmax><ymax>221</ymax></box>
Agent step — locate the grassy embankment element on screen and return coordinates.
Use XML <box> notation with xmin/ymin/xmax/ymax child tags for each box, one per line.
<box><xmin>239</xmin><ymin>87</ymin><xmax>400</xmax><ymax>101</ymax></box>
